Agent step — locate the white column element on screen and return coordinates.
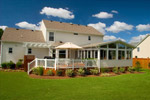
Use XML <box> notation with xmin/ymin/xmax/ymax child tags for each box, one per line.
<box><xmin>94</xmin><ymin>50</ymin><xmax>95</xmax><ymax>58</ymax></box>
<box><xmin>66</xmin><ymin>49</ymin><xmax>68</xmax><ymax>59</ymax></box>
<box><xmin>81</xmin><ymin>50</ymin><xmax>82</xmax><ymax>59</ymax></box>
<box><xmin>107</xmin><ymin>45</ymin><xmax>109</xmax><ymax>60</ymax></box>
<box><xmin>84</xmin><ymin>50</ymin><xmax>85</xmax><ymax>59</ymax></box>
<box><xmin>125</xmin><ymin>46</ymin><xmax>127</xmax><ymax>60</ymax></box>
<box><xmin>77</xmin><ymin>50</ymin><xmax>80</xmax><ymax>59</ymax></box>
<box><xmin>98</xmin><ymin>49</ymin><xmax>101</xmax><ymax>72</ymax></box>
<box><xmin>87</xmin><ymin>50</ymin><xmax>88</xmax><ymax>58</ymax></box>
<box><xmin>1</xmin><ymin>42</ymin><xmax>3</xmax><ymax>64</ymax></box>
<box><xmin>56</xmin><ymin>49</ymin><xmax>59</xmax><ymax>59</ymax></box>
<box><xmin>91</xmin><ymin>50</ymin><xmax>93</xmax><ymax>58</ymax></box>
<box><xmin>116</xmin><ymin>43</ymin><xmax>118</xmax><ymax>60</ymax></box>
<box><xmin>45</xmin><ymin>59</ymin><xmax>47</xmax><ymax>69</ymax></box>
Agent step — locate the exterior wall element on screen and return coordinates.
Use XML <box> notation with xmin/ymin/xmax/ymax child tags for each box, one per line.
<box><xmin>1</xmin><ymin>42</ymin><xmax>25</xmax><ymax>63</ymax></box>
<box><xmin>133</xmin><ymin>36</ymin><xmax>150</xmax><ymax>58</ymax></box>
<box><xmin>30</xmin><ymin>48</ymin><xmax>49</xmax><ymax>58</ymax></box>
<box><xmin>46</xmin><ymin>30</ymin><xmax>103</xmax><ymax>46</ymax></box>
<box><xmin>40</xmin><ymin>20</ymin><xmax>47</xmax><ymax>41</ymax></box>
<box><xmin>100</xmin><ymin>59</ymin><xmax>132</xmax><ymax>67</ymax></box>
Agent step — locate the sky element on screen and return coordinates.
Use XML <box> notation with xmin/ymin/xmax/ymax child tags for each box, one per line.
<box><xmin>0</xmin><ymin>0</ymin><xmax>150</xmax><ymax>43</ymax></box>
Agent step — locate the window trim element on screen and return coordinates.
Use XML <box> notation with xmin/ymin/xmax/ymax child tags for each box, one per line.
<box><xmin>8</xmin><ymin>47</ymin><xmax>13</xmax><ymax>54</ymax></box>
<box><xmin>49</xmin><ymin>32</ymin><xmax>54</xmax><ymax>41</ymax></box>
<box><xmin>28</xmin><ymin>48</ymin><xmax>32</xmax><ymax>54</ymax></box>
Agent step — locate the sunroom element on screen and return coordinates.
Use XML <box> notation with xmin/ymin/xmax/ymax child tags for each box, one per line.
<box><xmin>80</xmin><ymin>40</ymin><xmax>135</xmax><ymax>68</ymax></box>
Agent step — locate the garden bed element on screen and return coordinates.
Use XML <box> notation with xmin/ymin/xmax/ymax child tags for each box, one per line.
<box><xmin>29</xmin><ymin>71</ymin><xmax>144</xmax><ymax>79</ymax></box>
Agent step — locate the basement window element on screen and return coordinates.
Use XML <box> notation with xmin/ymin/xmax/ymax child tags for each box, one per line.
<box><xmin>8</xmin><ymin>48</ymin><xmax>13</xmax><ymax>54</ymax></box>
<box><xmin>74</xmin><ymin>33</ymin><xmax>78</xmax><ymax>35</ymax></box>
<box><xmin>28</xmin><ymin>48</ymin><xmax>32</xmax><ymax>54</ymax></box>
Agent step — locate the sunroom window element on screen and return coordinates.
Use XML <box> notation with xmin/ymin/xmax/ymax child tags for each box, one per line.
<box><xmin>118</xmin><ymin>50</ymin><xmax>125</xmax><ymax>60</ymax></box>
<box><xmin>109</xmin><ymin>50</ymin><xmax>116</xmax><ymax>60</ymax></box>
<box><xmin>109</xmin><ymin>43</ymin><xmax>116</xmax><ymax>48</ymax></box>
<box><xmin>118</xmin><ymin>43</ymin><xmax>125</xmax><ymax>49</ymax></box>
<box><xmin>100</xmin><ymin>50</ymin><xmax>107</xmax><ymax>60</ymax></box>
<box><xmin>127</xmin><ymin>51</ymin><xmax>132</xmax><ymax>59</ymax></box>
<box><xmin>59</xmin><ymin>50</ymin><xmax>66</xmax><ymax>58</ymax></box>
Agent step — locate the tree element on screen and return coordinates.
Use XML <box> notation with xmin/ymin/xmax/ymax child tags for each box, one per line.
<box><xmin>0</xmin><ymin>29</ymin><xmax>4</xmax><ymax>40</ymax></box>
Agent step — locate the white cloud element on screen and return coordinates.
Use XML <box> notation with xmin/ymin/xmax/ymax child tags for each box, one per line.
<box><xmin>15</xmin><ymin>21</ymin><xmax>40</xmax><ymax>30</ymax></box>
<box><xmin>111</xmin><ymin>10</ymin><xmax>118</xmax><ymax>14</ymax></box>
<box><xmin>88</xmin><ymin>22</ymin><xmax>106</xmax><ymax>34</ymax></box>
<box><xmin>92</xmin><ymin>12</ymin><xmax>113</xmax><ymax>19</ymax></box>
<box><xmin>106</xmin><ymin>21</ymin><xmax>133</xmax><ymax>33</ymax></box>
<box><xmin>130</xmin><ymin>34</ymin><xmax>149</xmax><ymax>43</ymax></box>
<box><xmin>0</xmin><ymin>26</ymin><xmax>8</xmax><ymax>30</ymax></box>
<box><xmin>40</xmin><ymin>7</ymin><xmax>74</xmax><ymax>19</ymax></box>
<box><xmin>136</xmin><ymin>24</ymin><xmax>150</xmax><ymax>32</ymax></box>
<box><xmin>104</xmin><ymin>35</ymin><xmax>126</xmax><ymax>42</ymax></box>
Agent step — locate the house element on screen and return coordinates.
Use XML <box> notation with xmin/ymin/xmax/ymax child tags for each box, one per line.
<box><xmin>133</xmin><ymin>34</ymin><xmax>150</xmax><ymax>58</ymax></box>
<box><xmin>0</xmin><ymin>19</ymin><xmax>135</xmax><ymax>72</ymax></box>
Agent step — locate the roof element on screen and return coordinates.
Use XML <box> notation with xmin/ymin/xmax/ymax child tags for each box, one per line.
<box><xmin>55</xmin><ymin>42</ymin><xmax>82</xmax><ymax>49</ymax></box>
<box><xmin>82</xmin><ymin>40</ymin><xmax>135</xmax><ymax>48</ymax></box>
<box><xmin>1</xmin><ymin>28</ymin><xmax>45</xmax><ymax>43</ymax></box>
<box><xmin>43</xmin><ymin>19</ymin><xmax>104</xmax><ymax>36</ymax></box>
<box><xmin>135</xmin><ymin>34</ymin><xmax>150</xmax><ymax>47</ymax></box>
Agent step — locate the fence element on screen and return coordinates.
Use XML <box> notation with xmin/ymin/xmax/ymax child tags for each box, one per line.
<box><xmin>133</xmin><ymin>58</ymin><xmax>150</xmax><ymax>69</ymax></box>
<box><xmin>28</xmin><ymin>58</ymin><xmax>98</xmax><ymax>74</ymax></box>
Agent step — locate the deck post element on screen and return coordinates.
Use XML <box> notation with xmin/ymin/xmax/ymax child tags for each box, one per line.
<box><xmin>35</xmin><ymin>58</ymin><xmax>38</xmax><ymax>67</ymax></box>
<box><xmin>45</xmin><ymin>59</ymin><xmax>47</xmax><ymax>69</ymax></box>
<box><xmin>27</xmin><ymin>63</ymin><xmax>30</xmax><ymax>75</ymax></box>
<box><xmin>54</xmin><ymin>58</ymin><xmax>57</xmax><ymax>70</ymax></box>
<box><xmin>98</xmin><ymin>48</ymin><xmax>101</xmax><ymax>73</ymax></box>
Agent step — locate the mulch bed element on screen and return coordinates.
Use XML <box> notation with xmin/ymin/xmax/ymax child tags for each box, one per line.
<box><xmin>29</xmin><ymin>71</ymin><xmax>145</xmax><ymax>79</ymax></box>
<box><xmin>0</xmin><ymin>69</ymin><xmax>24</xmax><ymax>72</ymax></box>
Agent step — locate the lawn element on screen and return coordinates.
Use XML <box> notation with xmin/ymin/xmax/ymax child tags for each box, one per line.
<box><xmin>0</xmin><ymin>71</ymin><xmax>150</xmax><ymax>100</ymax></box>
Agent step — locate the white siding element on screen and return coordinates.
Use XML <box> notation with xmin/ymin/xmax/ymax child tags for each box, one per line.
<box><xmin>46</xmin><ymin>31</ymin><xmax>103</xmax><ymax>46</ymax></box>
<box><xmin>2</xmin><ymin>42</ymin><xmax>25</xmax><ymax>63</ymax></box>
<box><xmin>40</xmin><ymin>20</ymin><xmax>47</xmax><ymax>41</ymax></box>
<box><xmin>30</xmin><ymin>48</ymin><xmax>49</xmax><ymax>58</ymax></box>
<box><xmin>100</xmin><ymin>59</ymin><xmax>132</xmax><ymax>67</ymax></box>
<box><xmin>133</xmin><ymin>36</ymin><xmax>150</xmax><ymax>58</ymax></box>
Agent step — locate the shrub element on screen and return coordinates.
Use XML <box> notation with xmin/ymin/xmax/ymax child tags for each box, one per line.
<box><xmin>119</xmin><ymin>67</ymin><xmax>125</xmax><ymax>73</ymax></box>
<box><xmin>32</xmin><ymin>67</ymin><xmax>43</xmax><ymax>76</ymax></box>
<box><xmin>90</xmin><ymin>68</ymin><xmax>99</xmax><ymax>75</ymax></box>
<box><xmin>47</xmin><ymin>69</ymin><xmax>54</xmax><ymax>76</ymax></box>
<box><xmin>77</xmin><ymin>68</ymin><xmax>85</xmax><ymax>76</ymax></box>
<box><xmin>128</xmin><ymin>66</ymin><xmax>134</xmax><ymax>73</ymax></box>
<box><xmin>84</xmin><ymin>69</ymin><xmax>91</xmax><ymax>75</ymax></box>
<box><xmin>56</xmin><ymin>70</ymin><xmax>63</xmax><ymax>76</ymax></box>
<box><xmin>1</xmin><ymin>62</ymin><xmax>7</xmax><ymax>69</ymax></box>
<box><xmin>135</xmin><ymin>61</ymin><xmax>142</xmax><ymax>72</ymax></box>
<box><xmin>112</xmin><ymin>67</ymin><xmax>119</xmax><ymax>74</ymax></box>
<box><xmin>16</xmin><ymin>61</ymin><xmax>23</xmax><ymax>69</ymax></box>
<box><xmin>32</xmin><ymin>67</ymin><xmax>39</xmax><ymax>75</ymax></box>
<box><xmin>37</xmin><ymin>67</ymin><xmax>44</xmax><ymax>76</ymax></box>
<box><xmin>148</xmin><ymin>63</ymin><xmax>150</xmax><ymax>68</ymax></box>
<box><xmin>7</xmin><ymin>61</ymin><xmax>15</xmax><ymax>69</ymax></box>
<box><xmin>101</xmin><ymin>68</ymin><xmax>110</xmax><ymax>73</ymax></box>
<box><xmin>65</xmin><ymin>69</ymin><xmax>74</xmax><ymax>77</ymax></box>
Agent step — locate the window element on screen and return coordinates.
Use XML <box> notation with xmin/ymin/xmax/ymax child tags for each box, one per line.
<box><xmin>74</xmin><ymin>33</ymin><xmax>78</xmax><ymax>35</ymax></box>
<box><xmin>52</xmin><ymin>49</ymin><xmax>55</xmax><ymax>58</ymax></box>
<box><xmin>8</xmin><ymin>48</ymin><xmax>13</xmax><ymax>54</ymax></box>
<box><xmin>109</xmin><ymin>50</ymin><xmax>116</xmax><ymax>60</ymax></box>
<box><xmin>49</xmin><ymin>32</ymin><xmax>54</xmax><ymax>41</ymax></box>
<box><xmin>88</xmin><ymin>51</ymin><xmax>91</xmax><ymax>58</ymax></box>
<box><xmin>137</xmin><ymin>47</ymin><xmax>140</xmax><ymax>52</ymax></box>
<box><xmin>59</xmin><ymin>50</ymin><xmax>66</xmax><ymax>58</ymax></box>
<box><xmin>95</xmin><ymin>50</ymin><xmax>98</xmax><ymax>58</ymax></box>
<box><xmin>118</xmin><ymin>50</ymin><xmax>125</xmax><ymax>60</ymax></box>
<box><xmin>118</xmin><ymin>43</ymin><xmax>125</xmax><ymax>49</ymax></box>
<box><xmin>28</xmin><ymin>48</ymin><xmax>32</xmax><ymax>54</ymax></box>
<box><xmin>109</xmin><ymin>43</ymin><xmax>116</xmax><ymax>48</ymax></box>
<box><xmin>100</xmin><ymin>45</ymin><xmax>107</xmax><ymax>48</ymax></box>
<box><xmin>88</xmin><ymin>36</ymin><xmax>91</xmax><ymax>40</ymax></box>
<box><xmin>127</xmin><ymin>51</ymin><xmax>132</xmax><ymax>59</ymax></box>
<box><xmin>100</xmin><ymin>50</ymin><xmax>107</xmax><ymax>60</ymax></box>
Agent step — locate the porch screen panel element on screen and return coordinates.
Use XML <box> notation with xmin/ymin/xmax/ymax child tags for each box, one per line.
<box><xmin>100</xmin><ymin>50</ymin><xmax>107</xmax><ymax>60</ymax></box>
<box><xmin>109</xmin><ymin>50</ymin><xmax>116</xmax><ymax>60</ymax></box>
<box><xmin>118</xmin><ymin>50</ymin><xmax>125</xmax><ymax>60</ymax></box>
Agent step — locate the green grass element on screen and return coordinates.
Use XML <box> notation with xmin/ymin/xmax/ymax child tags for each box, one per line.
<box><xmin>1</xmin><ymin>71</ymin><xmax>150</xmax><ymax>100</ymax></box>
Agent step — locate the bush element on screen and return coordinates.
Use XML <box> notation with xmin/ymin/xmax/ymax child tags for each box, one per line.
<box><xmin>1</xmin><ymin>62</ymin><xmax>7</xmax><ymax>69</ymax></box>
<box><xmin>65</xmin><ymin>69</ymin><xmax>74</xmax><ymax>77</ymax></box>
<box><xmin>148</xmin><ymin>63</ymin><xmax>150</xmax><ymax>68</ymax></box>
<box><xmin>7</xmin><ymin>61</ymin><xmax>15</xmax><ymax>69</ymax></box>
<box><xmin>84</xmin><ymin>69</ymin><xmax>91</xmax><ymax>75</ymax></box>
<box><xmin>112</xmin><ymin>67</ymin><xmax>119</xmax><ymax>74</ymax></box>
<box><xmin>90</xmin><ymin>68</ymin><xmax>99</xmax><ymax>75</ymax></box>
<box><xmin>135</xmin><ymin>61</ymin><xmax>142</xmax><ymax>72</ymax></box>
<box><xmin>56</xmin><ymin>70</ymin><xmax>63</xmax><ymax>76</ymax></box>
<box><xmin>47</xmin><ymin>69</ymin><xmax>54</xmax><ymax>76</ymax></box>
<box><xmin>128</xmin><ymin>66</ymin><xmax>134</xmax><ymax>73</ymax></box>
<box><xmin>77</xmin><ymin>68</ymin><xmax>85</xmax><ymax>76</ymax></box>
<box><xmin>16</xmin><ymin>61</ymin><xmax>23</xmax><ymax>69</ymax></box>
<box><xmin>32</xmin><ymin>67</ymin><xmax>43</xmax><ymax>76</ymax></box>
<box><xmin>38</xmin><ymin>67</ymin><xmax>44</xmax><ymax>76</ymax></box>
<box><xmin>119</xmin><ymin>67</ymin><xmax>125</xmax><ymax>73</ymax></box>
<box><xmin>32</xmin><ymin>67</ymin><xmax>39</xmax><ymax>75</ymax></box>
<box><xmin>101</xmin><ymin>68</ymin><xmax>110</xmax><ymax>73</ymax></box>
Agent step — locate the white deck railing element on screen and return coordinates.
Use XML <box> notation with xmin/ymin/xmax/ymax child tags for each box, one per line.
<box><xmin>28</xmin><ymin>58</ymin><xmax>98</xmax><ymax>74</ymax></box>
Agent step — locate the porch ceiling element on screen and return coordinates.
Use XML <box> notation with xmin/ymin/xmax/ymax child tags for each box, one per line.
<box><xmin>23</xmin><ymin>42</ymin><xmax>51</xmax><ymax>48</ymax></box>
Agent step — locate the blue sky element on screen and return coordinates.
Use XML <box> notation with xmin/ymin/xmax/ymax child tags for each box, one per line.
<box><xmin>0</xmin><ymin>0</ymin><xmax>150</xmax><ymax>43</ymax></box>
